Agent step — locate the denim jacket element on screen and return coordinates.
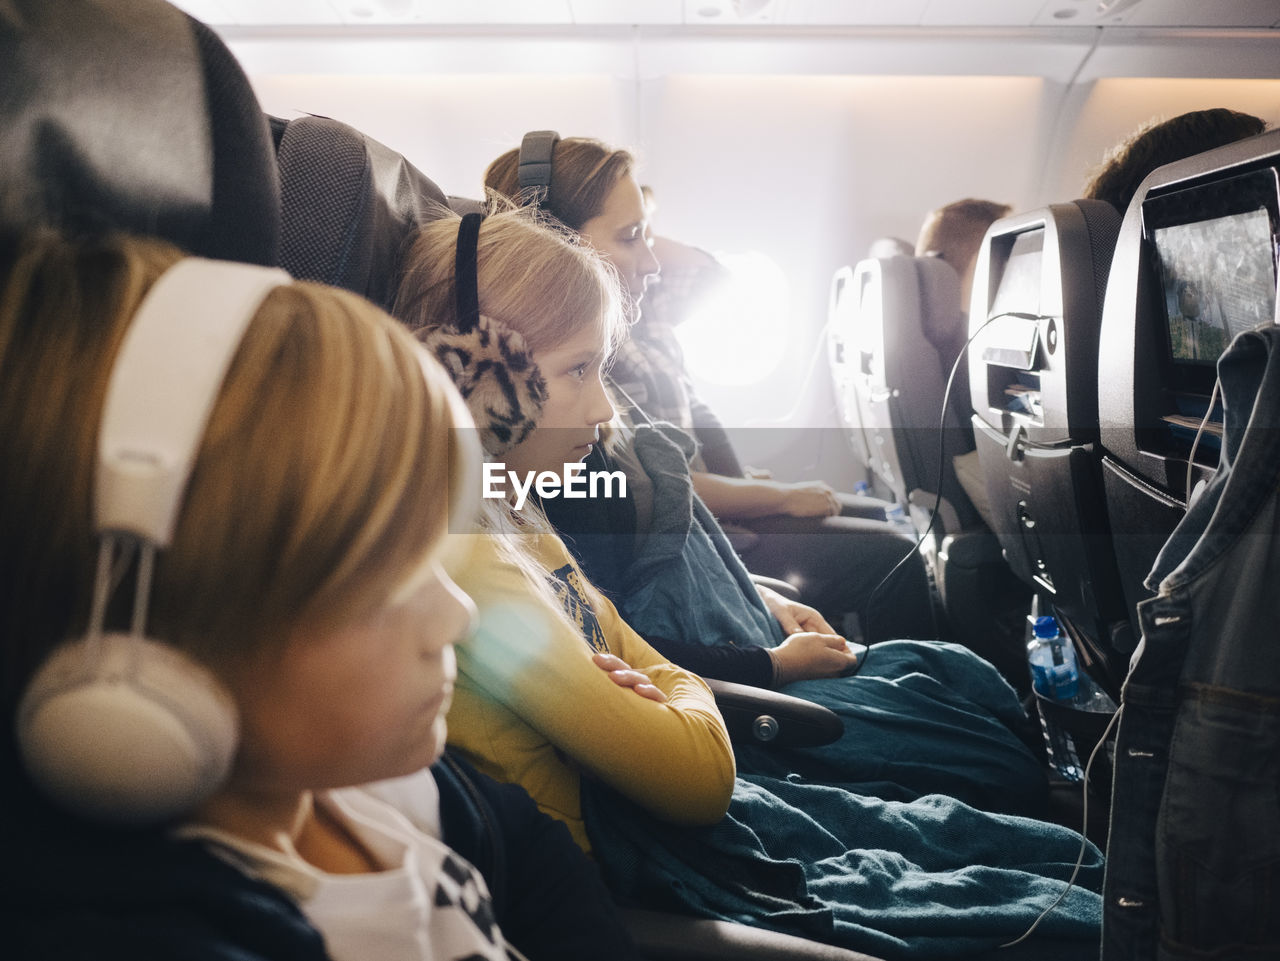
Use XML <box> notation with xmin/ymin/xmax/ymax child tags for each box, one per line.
<box><xmin>1103</xmin><ymin>326</ymin><xmax>1280</xmax><ymax>959</ymax></box>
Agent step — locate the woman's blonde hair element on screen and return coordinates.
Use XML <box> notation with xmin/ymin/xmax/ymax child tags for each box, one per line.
<box><xmin>394</xmin><ymin>206</ymin><xmax>626</xmax><ymax>364</ymax></box>
<box><xmin>484</xmin><ymin>137</ymin><xmax>637</xmax><ymax>234</ymax></box>
<box><xmin>0</xmin><ymin>230</ymin><xmax>474</xmax><ymax>713</ymax></box>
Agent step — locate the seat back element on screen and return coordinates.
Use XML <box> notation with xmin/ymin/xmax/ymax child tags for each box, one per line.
<box><xmin>275</xmin><ymin>114</ymin><xmax>452</xmax><ymax>310</ymax></box>
<box><xmin>968</xmin><ymin>199</ymin><xmax>1126</xmax><ymax>690</ymax></box>
<box><xmin>828</xmin><ymin>254</ymin><xmax>980</xmax><ymax>535</ymax></box>
<box><xmin>827</xmin><ymin>265</ymin><xmax>875</xmax><ymax>471</ymax></box>
<box><xmin>1097</xmin><ymin>127</ymin><xmax>1280</xmax><ymax>648</ymax></box>
<box><xmin>831</xmin><ymin>254</ymin><xmax>1035</xmax><ymax>684</ymax></box>
<box><xmin>0</xmin><ymin>0</ymin><xmax>278</xmax><ymax>265</ymax></box>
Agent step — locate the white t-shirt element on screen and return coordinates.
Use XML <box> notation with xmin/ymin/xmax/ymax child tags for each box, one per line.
<box><xmin>178</xmin><ymin>769</ymin><xmax>510</xmax><ymax>961</ymax></box>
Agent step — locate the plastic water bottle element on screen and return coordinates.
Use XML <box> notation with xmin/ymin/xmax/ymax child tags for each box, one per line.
<box><xmin>1027</xmin><ymin>615</ymin><xmax>1081</xmax><ymax>780</ymax></box>
<box><xmin>1027</xmin><ymin>615</ymin><xmax>1078</xmax><ymax>700</ymax></box>
<box><xmin>883</xmin><ymin>502</ymin><xmax>914</xmax><ymax>538</ymax></box>
<box><xmin>853</xmin><ymin>480</ymin><xmax>870</xmax><ymax>496</ymax></box>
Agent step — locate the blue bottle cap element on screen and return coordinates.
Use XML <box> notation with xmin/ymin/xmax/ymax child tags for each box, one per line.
<box><xmin>1032</xmin><ymin>615</ymin><xmax>1059</xmax><ymax>639</ymax></box>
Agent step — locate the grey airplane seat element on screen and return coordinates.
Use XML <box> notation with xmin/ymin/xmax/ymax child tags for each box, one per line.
<box><xmin>274</xmin><ymin>113</ymin><xmax>453</xmax><ymax>312</ymax></box>
<box><xmin>967</xmin><ymin>200</ymin><xmax>1125</xmax><ymax>799</ymax></box>
<box><xmin>829</xmin><ymin>255</ymin><xmax>1030</xmax><ymax>687</ymax></box>
<box><xmin>829</xmin><ymin>256</ymin><xmax>980</xmax><ymax>535</ymax></box>
<box><xmin>1097</xmin><ymin>127</ymin><xmax>1280</xmax><ymax>657</ymax></box>
<box><xmin>968</xmin><ymin>200</ymin><xmax>1126</xmax><ymax>696</ymax></box>
<box><xmin>0</xmin><ymin>0</ymin><xmax>279</xmax><ymax>266</ymax></box>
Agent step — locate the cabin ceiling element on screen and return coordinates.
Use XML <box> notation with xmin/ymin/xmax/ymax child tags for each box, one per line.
<box><xmin>170</xmin><ymin>0</ymin><xmax>1280</xmax><ymax>29</ymax></box>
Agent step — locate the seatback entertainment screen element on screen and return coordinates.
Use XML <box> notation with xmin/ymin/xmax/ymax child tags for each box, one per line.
<box><xmin>1152</xmin><ymin>208</ymin><xmax>1276</xmax><ymax>364</ymax></box>
<box><xmin>1144</xmin><ymin>167</ymin><xmax>1280</xmax><ymax>377</ymax></box>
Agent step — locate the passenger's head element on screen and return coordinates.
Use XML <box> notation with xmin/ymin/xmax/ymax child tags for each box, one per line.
<box><xmin>484</xmin><ymin>136</ymin><xmax>661</xmax><ymax>311</ymax></box>
<box><xmin>395</xmin><ymin>208</ymin><xmax>625</xmax><ymax>478</ymax></box>
<box><xmin>2</xmin><ymin>231</ymin><xmax>478</xmax><ymax>816</ymax></box>
<box><xmin>1083</xmin><ymin>108</ymin><xmax>1268</xmax><ymax>213</ymax></box>
<box><xmin>914</xmin><ymin>198</ymin><xmax>1013</xmax><ymax>314</ymax></box>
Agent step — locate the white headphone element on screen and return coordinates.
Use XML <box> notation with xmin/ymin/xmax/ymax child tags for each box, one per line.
<box><xmin>16</xmin><ymin>257</ymin><xmax>291</xmax><ymax>825</ymax></box>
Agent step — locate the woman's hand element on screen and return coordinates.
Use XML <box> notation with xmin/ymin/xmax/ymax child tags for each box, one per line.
<box><xmin>592</xmin><ymin>652</ymin><xmax>668</xmax><ymax>703</ymax></box>
<box><xmin>778</xmin><ymin>481</ymin><xmax>841</xmax><ymax>518</ymax></box>
<box><xmin>769</xmin><ymin>631</ymin><xmax>858</xmax><ymax>686</ymax></box>
<box><xmin>755</xmin><ymin>584</ymin><xmax>838</xmax><ymax>636</ymax></box>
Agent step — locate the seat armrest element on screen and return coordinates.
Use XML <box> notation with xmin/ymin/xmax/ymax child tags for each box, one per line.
<box><xmin>749</xmin><ymin>573</ymin><xmax>801</xmax><ymax>601</ymax></box>
<box><xmin>938</xmin><ymin>528</ymin><xmax>1005</xmax><ymax>567</ymax></box>
<box><xmin>706</xmin><ymin>678</ymin><xmax>843</xmax><ymax>748</ymax></box>
<box><xmin>622</xmin><ymin>908</ymin><xmax>885</xmax><ymax>960</ymax></box>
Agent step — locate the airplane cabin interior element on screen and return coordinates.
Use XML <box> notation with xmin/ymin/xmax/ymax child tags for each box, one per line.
<box><xmin>3</xmin><ymin>1</ymin><xmax>1280</xmax><ymax>960</ymax></box>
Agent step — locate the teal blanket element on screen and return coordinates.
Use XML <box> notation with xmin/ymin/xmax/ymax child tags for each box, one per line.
<box><xmin>583</xmin><ymin>774</ymin><xmax>1103</xmax><ymax>959</ymax></box>
<box><xmin>575</xmin><ymin>426</ymin><xmax>1102</xmax><ymax>955</ymax></box>
<box><xmin>620</xmin><ymin>424</ymin><xmax>1047</xmax><ymax>815</ymax></box>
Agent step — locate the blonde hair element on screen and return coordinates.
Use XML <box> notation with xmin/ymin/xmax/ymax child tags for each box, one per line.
<box><xmin>484</xmin><ymin>137</ymin><xmax>637</xmax><ymax>234</ymax></box>
<box><xmin>393</xmin><ymin>208</ymin><xmax>625</xmax><ymax>634</ymax></box>
<box><xmin>0</xmin><ymin>231</ymin><xmax>474</xmax><ymax>713</ymax></box>
<box><xmin>394</xmin><ymin>206</ymin><xmax>626</xmax><ymax>365</ymax></box>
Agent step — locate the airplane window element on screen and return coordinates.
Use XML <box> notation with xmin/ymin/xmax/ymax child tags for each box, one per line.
<box><xmin>674</xmin><ymin>250</ymin><xmax>790</xmax><ymax>387</ymax></box>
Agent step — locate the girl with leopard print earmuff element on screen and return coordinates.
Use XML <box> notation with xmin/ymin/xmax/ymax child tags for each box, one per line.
<box><xmin>396</xmin><ymin>209</ymin><xmax>625</xmax><ymax>463</ymax></box>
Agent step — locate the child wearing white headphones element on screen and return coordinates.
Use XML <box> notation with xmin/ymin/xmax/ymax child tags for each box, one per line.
<box><xmin>0</xmin><ymin>229</ymin><xmax>519</xmax><ymax>961</ymax></box>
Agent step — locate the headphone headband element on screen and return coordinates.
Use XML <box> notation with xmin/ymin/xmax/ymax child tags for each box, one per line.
<box><xmin>97</xmin><ymin>259</ymin><xmax>290</xmax><ymax>547</ymax></box>
<box><xmin>517</xmin><ymin>129</ymin><xmax>560</xmax><ymax>205</ymax></box>
<box><xmin>453</xmin><ymin>212</ymin><xmax>484</xmax><ymax>333</ymax></box>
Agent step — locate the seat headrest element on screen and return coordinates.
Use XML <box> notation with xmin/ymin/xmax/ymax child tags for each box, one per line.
<box><xmin>0</xmin><ymin>0</ymin><xmax>279</xmax><ymax>265</ymax></box>
<box><xmin>915</xmin><ymin>256</ymin><xmax>964</xmax><ymax>359</ymax></box>
<box><xmin>276</xmin><ymin>115</ymin><xmax>452</xmax><ymax>311</ymax></box>
<box><xmin>1069</xmin><ymin>198</ymin><xmax>1122</xmax><ymax>325</ymax></box>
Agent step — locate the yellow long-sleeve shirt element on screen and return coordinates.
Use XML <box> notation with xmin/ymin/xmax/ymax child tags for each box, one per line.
<box><xmin>447</xmin><ymin>531</ymin><xmax>735</xmax><ymax>852</ymax></box>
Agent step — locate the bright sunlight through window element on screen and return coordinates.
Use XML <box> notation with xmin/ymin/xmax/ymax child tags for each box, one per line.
<box><xmin>674</xmin><ymin>251</ymin><xmax>790</xmax><ymax>387</ymax></box>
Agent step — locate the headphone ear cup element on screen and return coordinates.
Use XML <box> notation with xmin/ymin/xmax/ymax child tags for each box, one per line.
<box><xmin>17</xmin><ymin>633</ymin><xmax>239</xmax><ymax>825</ymax></box>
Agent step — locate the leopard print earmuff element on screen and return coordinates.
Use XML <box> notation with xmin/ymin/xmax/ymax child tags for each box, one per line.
<box><xmin>419</xmin><ymin>212</ymin><xmax>549</xmax><ymax>456</ymax></box>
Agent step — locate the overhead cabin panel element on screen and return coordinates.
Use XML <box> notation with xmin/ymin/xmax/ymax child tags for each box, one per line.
<box><xmin>778</xmin><ymin>0</ymin><xmax>933</xmax><ymax>27</ymax></box>
<box><xmin>177</xmin><ymin>0</ymin><xmax>345</xmax><ymax>25</ymax></box>
<box><xmin>633</xmin><ymin>28</ymin><xmax>1098</xmax><ymax>81</ymax></box>
<box><xmin>1101</xmin><ymin>0</ymin><xmax>1280</xmax><ymax>27</ymax></box>
<box><xmin>379</xmin><ymin>0</ymin><xmax>574</xmax><ymax>24</ymax></box>
<box><xmin>569</xmin><ymin>0</ymin><xmax>683</xmax><ymax>24</ymax></box>
<box><xmin>919</xmin><ymin>0</ymin><xmax>1054</xmax><ymax>27</ymax></box>
<box><xmin>228</xmin><ymin>33</ymin><xmax>635</xmax><ymax>75</ymax></box>
<box><xmin>1081</xmin><ymin>29</ymin><xmax>1280</xmax><ymax>79</ymax></box>
<box><xmin>171</xmin><ymin>0</ymin><xmax>1280</xmax><ymax>27</ymax></box>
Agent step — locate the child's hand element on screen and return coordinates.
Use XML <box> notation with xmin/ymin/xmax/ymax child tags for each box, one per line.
<box><xmin>592</xmin><ymin>652</ymin><xmax>668</xmax><ymax>703</ymax></box>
